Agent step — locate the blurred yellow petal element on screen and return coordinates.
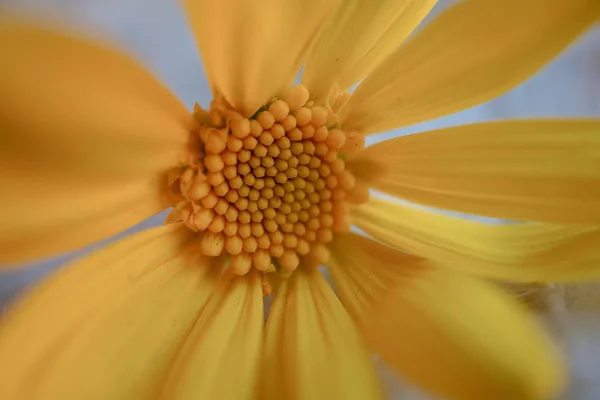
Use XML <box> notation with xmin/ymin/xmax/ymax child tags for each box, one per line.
<box><xmin>302</xmin><ymin>0</ymin><xmax>436</xmax><ymax>102</ymax></box>
<box><xmin>352</xmin><ymin>198</ymin><xmax>600</xmax><ymax>282</ymax></box>
<box><xmin>328</xmin><ymin>232</ymin><xmax>427</xmax><ymax>320</ymax></box>
<box><xmin>0</xmin><ymin>224</ymin><xmax>220</xmax><ymax>399</ymax></box>
<box><xmin>159</xmin><ymin>271</ymin><xmax>263</xmax><ymax>400</ymax></box>
<box><xmin>0</xmin><ymin>21</ymin><xmax>191</xmax><ymax>179</ymax></box>
<box><xmin>328</xmin><ymin>234</ymin><xmax>564</xmax><ymax>400</ymax></box>
<box><xmin>350</xmin><ymin>120</ymin><xmax>600</xmax><ymax>223</ymax></box>
<box><xmin>262</xmin><ymin>267</ymin><xmax>383</xmax><ymax>400</ymax></box>
<box><xmin>342</xmin><ymin>0</ymin><xmax>600</xmax><ymax>133</ymax></box>
<box><xmin>183</xmin><ymin>0</ymin><xmax>340</xmax><ymax>117</ymax></box>
<box><xmin>0</xmin><ymin>21</ymin><xmax>193</xmax><ymax>263</ymax></box>
<box><xmin>0</xmin><ymin>176</ymin><xmax>169</xmax><ymax>264</ymax></box>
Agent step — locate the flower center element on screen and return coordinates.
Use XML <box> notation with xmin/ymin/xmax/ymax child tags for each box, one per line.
<box><xmin>172</xmin><ymin>85</ymin><xmax>368</xmax><ymax>284</ymax></box>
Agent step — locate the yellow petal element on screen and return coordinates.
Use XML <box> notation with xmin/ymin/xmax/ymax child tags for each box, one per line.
<box><xmin>341</xmin><ymin>0</ymin><xmax>600</xmax><ymax>133</ymax></box>
<box><xmin>352</xmin><ymin>198</ymin><xmax>600</xmax><ymax>282</ymax></box>
<box><xmin>350</xmin><ymin>120</ymin><xmax>600</xmax><ymax>223</ymax></box>
<box><xmin>0</xmin><ymin>176</ymin><xmax>169</xmax><ymax>264</ymax></box>
<box><xmin>0</xmin><ymin>21</ymin><xmax>193</xmax><ymax>263</ymax></box>
<box><xmin>328</xmin><ymin>232</ymin><xmax>427</xmax><ymax>320</ymax></box>
<box><xmin>0</xmin><ymin>223</ymin><xmax>220</xmax><ymax>399</ymax></box>
<box><xmin>262</xmin><ymin>266</ymin><xmax>383</xmax><ymax>400</ymax></box>
<box><xmin>183</xmin><ymin>0</ymin><xmax>340</xmax><ymax>117</ymax></box>
<box><xmin>302</xmin><ymin>0</ymin><xmax>436</xmax><ymax>102</ymax></box>
<box><xmin>0</xmin><ymin>20</ymin><xmax>191</xmax><ymax>178</ymax></box>
<box><xmin>328</xmin><ymin>234</ymin><xmax>565</xmax><ymax>400</ymax></box>
<box><xmin>158</xmin><ymin>271</ymin><xmax>263</xmax><ymax>400</ymax></box>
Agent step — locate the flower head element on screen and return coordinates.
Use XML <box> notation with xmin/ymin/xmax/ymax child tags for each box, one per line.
<box><xmin>172</xmin><ymin>84</ymin><xmax>366</xmax><ymax>283</ymax></box>
<box><xmin>1</xmin><ymin>0</ymin><xmax>599</xmax><ymax>399</ymax></box>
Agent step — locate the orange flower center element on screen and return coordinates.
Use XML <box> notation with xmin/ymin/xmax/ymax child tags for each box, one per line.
<box><xmin>173</xmin><ymin>85</ymin><xmax>368</xmax><ymax>283</ymax></box>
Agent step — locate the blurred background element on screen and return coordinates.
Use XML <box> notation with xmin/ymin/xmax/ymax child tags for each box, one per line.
<box><xmin>1</xmin><ymin>0</ymin><xmax>599</xmax><ymax>399</ymax></box>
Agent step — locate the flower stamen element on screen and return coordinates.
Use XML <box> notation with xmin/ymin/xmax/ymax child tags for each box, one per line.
<box><xmin>172</xmin><ymin>85</ymin><xmax>368</xmax><ymax>279</ymax></box>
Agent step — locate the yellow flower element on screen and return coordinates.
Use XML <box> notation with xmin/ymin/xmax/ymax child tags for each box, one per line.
<box><xmin>0</xmin><ymin>0</ymin><xmax>599</xmax><ymax>399</ymax></box>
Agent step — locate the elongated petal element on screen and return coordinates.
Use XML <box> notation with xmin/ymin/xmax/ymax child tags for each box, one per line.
<box><xmin>352</xmin><ymin>198</ymin><xmax>600</xmax><ymax>282</ymax></box>
<box><xmin>1</xmin><ymin>176</ymin><xmax>168</xmax><ymax>264</ymax></box>
<box><xmin>302</xmin><ymin>0</ymin><xmax>436</xmax><ymax>102</ymax></box>
<box><xmin>0</xmin><ymin>21</ymin><xmax>191</xmax><ymax>179</ymax></box>
<box><xmin>350</xmin><ymin>120</ymin><xmax>600</xmax><ymax>223</ymax></box>
<box><xmin>328</xmin><ymin>232</ymin><xmax>427</xmax><ymax>320</ymax></box>
<box><xmin>0</xmin><ymin>224</ymin><xmax>220</xmax><ymax>399</ymax></box>
<box><xmin>183</xmin><ymin>0</ymin><xmax>340</xmax><ymax>117</ymax></box>
<box><xmin>342</xmin><ymin>0</ymin><xmax>600</xmax><ymax>133</ymax></box>
<box><xmin>262</xmin><ymin>267</ymin><xmax>383</xmax><ymax>400</ymax></box>
<box><xmin>330</xmin><ymin>237</ymin><xmax>564</xmax><ymax>400</ymax></box>
<box><xmin>0</xmin><ymin>21</ymin><xmax>193</xmax><ymax>262</ymax></box>
<box><xmin>158</xmin><ymin>271</ymin><xmax>263</xmax><ymax>400</ymax></box>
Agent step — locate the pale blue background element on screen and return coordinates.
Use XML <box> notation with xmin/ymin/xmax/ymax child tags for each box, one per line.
<box><xmin>1</xmin><ymin>1</ymin><xmax>599</xmax><ymax>399</ymax></box>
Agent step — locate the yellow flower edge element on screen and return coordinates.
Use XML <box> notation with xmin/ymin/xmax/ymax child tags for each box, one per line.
<box><xmin>1</xmin><ymin>0</ymin><xmax>599</xmax><ymax>399</ymax></box>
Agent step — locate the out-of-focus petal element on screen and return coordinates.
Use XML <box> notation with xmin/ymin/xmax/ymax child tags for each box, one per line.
<box><xmin>350</xmin><ymin>120</ymin><xmax>600</xmax><ymax>223</ymax></box>
<box><xmin>302</xmin><ymin>0</ymin><xmax>436</xmax><ymax>102</ymax></box>
<box><xmin>183</xmin><ymin>0</ymin><xmax>340</xmax><ymax>116</ymax></box>
<box><xmin>262</xmin><ymin>266</ymin><xmax>383</xmax><ymax>400</ymax></box>
<box><xmin>0</xmin><ymin>224</ymin><xmax>219</xmax><ymax>399</ymax></box>
<box><xmin>328</xmin><ymin>232</ymin><xmax>426</xmax><ymax>321</ymax></box>
<box><xmin>158</xmin><ymin>271</ymin><xmax>263</xmax><ymax>400</ymax></box>
<box><xmin>0</xmin><ymin>21</ymin><xmax>193</xmax><ymax>262</ymax></box>
<box><xmin>329</xmin><ymin>234</ymin><xmax>564</xmax><ymax>400</ymax></box>
<box><xmin>342</xmin><ymin>0</ymin><xmax>600</xmax><ymax>133</ymax></box>
<box><xmin>352</xmin><ymin>198</ymin><xmax>600</xmax><ymax>282</ymax></box>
